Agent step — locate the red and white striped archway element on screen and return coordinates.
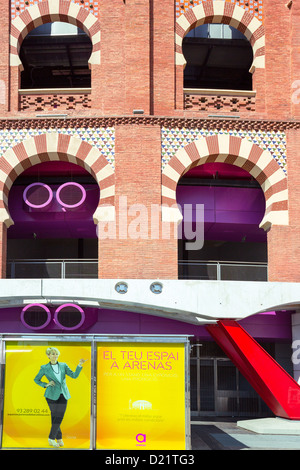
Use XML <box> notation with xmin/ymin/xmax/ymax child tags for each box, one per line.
<box><xmin>175</xmin><ymin>0</ymin><xmax>265</xmax><ymax>73</ymax></box>
<box><xmin>10</xmin><ymin>0</ymin><xmax>101</xmax><ymax>69</ymax></box>
<box><xmin>161</xmin><ymin>134</ymin><xmax>288</xmax><ymax>231</ymax></box>
<box><xmin>0</xmin><ymin>132</ymin><xmax>115</xmax><ymax>227</ymax></box>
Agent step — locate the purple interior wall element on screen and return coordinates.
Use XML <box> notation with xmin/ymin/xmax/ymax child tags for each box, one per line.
<box><xmin>177</xmin><ymin>185</ymin><xmax>266</xmax><ymax>242</ymax></box>
<box><xmin>8</xmin><ymin>184</ymin><xmax>99</xmax><ymax>239</ymax></box>
<box><xmin>8</xmin><ymin>183</ymin><xmax>266</xmax><ymax>242</ymax></box>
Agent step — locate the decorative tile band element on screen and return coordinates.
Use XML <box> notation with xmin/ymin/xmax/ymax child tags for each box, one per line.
<box><xmin>0</xmin><ymin>127</ymin><xmax>115</xmax><ymax>169</ymax></box>
<box><xmin>175</xmin><ymin>0</ymin><xmax>264</xmax><ymax>24</ymax></box>
<box><xmin>161</xmin><ymin>126</ymin><xmax>287</xmax><ymax>175</ymax></box>
<box><xmin>11</xmin><ymin>0</ymin><xmax>99</xmax><ymax>20</ymax></box>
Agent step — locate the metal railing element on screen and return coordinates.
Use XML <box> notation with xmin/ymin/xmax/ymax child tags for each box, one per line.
<box><xmin>7</xmin><ymin>259</ymin><xmax>98</xmax><ymax>279</ymax></box>
<box><xmin>7</xmin><ymin>259</ymin><xmax>268</xmax><ymax>281</ymax></box>
<box><xmin>178</xmin><ymin>260</ymin><xmax>268</xmax><ymax>282</ymax></box>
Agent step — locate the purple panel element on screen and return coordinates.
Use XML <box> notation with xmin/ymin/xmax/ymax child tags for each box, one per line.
<box><xmin>177</xmin><ymin>185</ymin><xmax>267</xmax><ymax>242</ymax></box>
<box><xmin>240</xmin><ymin>311</ymin><xmax>292</xmax><ymax>341</ymax></box>
<box><xmin>177</xmin><ymin>186</ymin><xmax>265</xmax><ymax>219</ymax></box>
<box><xmin>21</xmin><ymin>161</ymin><xmax>89</xmax><ymax>177</ymax></box>
<box><xmin>177</xmin><ymin>186</ymin><xmax>216</xmax><ymax>210</ymax></box>
<box><xmin>183</xmin><ymin>162</ymin><xmax>254</xmax><ymax>180</ymax></box>
<box><xmin>0</xmin><ymin>306</ymin><xmax>292</xmax><ymax>342</ymax></box>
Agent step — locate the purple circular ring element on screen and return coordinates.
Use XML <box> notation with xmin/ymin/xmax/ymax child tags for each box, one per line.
<box><xmin>23</xmin><ymin>182</ymin><xmax>53</xmax><ymax>209</ymax></box>
<box><xmin>54</xmin><ymin>303</ymin><xmax>85</xmax><ymax>330</ymax></box>
<box><xmin>56</xmin><ymin>182</ymin><xmax>86</xmax><ymax>208</ymax></box>
<box><xmin>21</xmin><ymin>303</ymin><xmax>52</xmax><ymax>330</ymax></box>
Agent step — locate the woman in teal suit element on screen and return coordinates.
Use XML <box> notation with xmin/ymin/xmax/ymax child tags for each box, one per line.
<box><xmin>34</xmin><ymin>347</ymin><xmax>87</xmax><ymax>448</ymax></box>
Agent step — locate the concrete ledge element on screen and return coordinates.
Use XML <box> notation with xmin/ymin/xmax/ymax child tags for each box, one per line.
<box><xmin>237</xmin><ymin>417</ymin><xmax>300</xmax><ymax>435</ymax></box>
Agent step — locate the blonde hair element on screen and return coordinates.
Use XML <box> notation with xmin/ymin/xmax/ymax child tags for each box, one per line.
<box><xmin>46</xmin><ymin>347</ymin><xmax>60</xmax><ymax>357</ymax></box>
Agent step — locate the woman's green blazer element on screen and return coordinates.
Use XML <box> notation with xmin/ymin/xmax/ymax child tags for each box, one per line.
<box><xmin>34</xmin><ymin>362</ymin><xmax>82</xmax><ymax>400</ymax></box>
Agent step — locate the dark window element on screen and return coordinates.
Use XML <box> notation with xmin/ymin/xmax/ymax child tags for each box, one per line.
<box><xmin>182</xmin><ymin>24</ymin><xmax>253</xmax><ymax>90</ymax></box>
<box><xmin>20</xmin><ymin>22</ymin><xmax>92</xmax><ymax>89</ymax></box>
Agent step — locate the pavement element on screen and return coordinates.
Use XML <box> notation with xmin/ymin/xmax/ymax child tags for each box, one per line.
<box><xmin>191</xmin><ymin>417</ymin><xmax>300</xmax><ymax>450</ymax></box>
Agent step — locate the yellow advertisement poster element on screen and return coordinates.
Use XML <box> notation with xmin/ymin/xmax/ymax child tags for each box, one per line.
<box><xmin>96</xmin><ymin>342</ymin><xmax>187</xmax><ymax>450</ymax></box>
<box><xmin>2</xmin><ymin>341</ymin><xmax>91</xmax><ymax>449</ymax></box>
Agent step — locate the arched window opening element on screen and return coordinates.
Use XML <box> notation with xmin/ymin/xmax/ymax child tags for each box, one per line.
<box><xmin>177</xmin><ymin>163</ymin><xmax>267</xmax><ymax>282</ymax></box>
<box><xmin>19</xmin><ymin>22</ymin><xmax>92</xmax><ymax>89</ymax></box>
<box><xmin>182</xmin><ymin>24</ymin><xmax>253</xmax><ymax>90</ymax></box>
<box><xmin>7</xmin><ymin>161</ymin><xmax>100</xmax><ymax>279</ymax></box>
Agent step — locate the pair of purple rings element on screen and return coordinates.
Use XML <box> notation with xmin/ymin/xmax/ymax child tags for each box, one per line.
<box><xmin>23</xmin><ymin>182</ymin><xmax>86</xmax><ymax>209</ymax></box>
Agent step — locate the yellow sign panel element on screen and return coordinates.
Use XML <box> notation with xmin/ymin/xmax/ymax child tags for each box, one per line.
<box><xmin>2</xmin><ymin>342</ymin><xmax>91</xmax><ymax>449</ymax></box>
<box><xmin>96</xmin><ymin>342</ymin><xmax>187</xmax><ymax>450</ymax></box>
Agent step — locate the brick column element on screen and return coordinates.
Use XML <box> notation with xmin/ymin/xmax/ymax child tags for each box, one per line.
<box><xmin>264</xmin><ymin>0</ymin><xmax>292</xmax><ymax>119</ymax></box>
<box><xmin>291</xmin><ymin>0</ymin><xmax>300</xmax><ymax>119</ymax></box>
<box><xmin>267</xmin><ymin>128</ymin><xmax>300</xmax><ymax>282</ymax></box>
<box><xmin>99</xmin><ymin>0</ymin><xmax>151</xmax><ymax>115</ymax></box>
<box><xmin>152</xmin><ymin>0</ymin><xmax>177</xmax><ymax>115</ymax></box>
<box><xmin>98</xmin><ymin>124</ymin><xmax>178</xmax><ymax>279</ymax></box>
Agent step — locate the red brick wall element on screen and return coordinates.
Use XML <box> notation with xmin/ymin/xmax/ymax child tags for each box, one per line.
<box><xmin>291</xmin><ymin>0</ymin><xmax>300</xmax><ymax>119</ymax></box>
<box><xmin>94</xmin><ymin>0</ymin><xmax>151</xmax><ymax>115</ymax></box>
<box><xmin>1</xmin><ymin>0</ymin><xmax>297</xmax><ymax>120</ymax></box>
<box><xmin>268</xmin><ymin>128</ymin><xmax>300</xmax><ymax>283</ymax></box>
<box><xmin>267</xmin><ymin>1</ymin><xmax>300</xmax><ymax>282</ymax></box>
<box><xmin>151</xmin><ymin>0</ymin><xmax>176</xmax><ymax>115</ymax></box>
<box><xmin>263</xmin><ymin>0</ymin><xmax>292</xmax><ymax>120</ymax></box>
<box><xmin>98</xmin><ymin>124</ymin><xmax>178</xmax><ymax>279</ymax></box>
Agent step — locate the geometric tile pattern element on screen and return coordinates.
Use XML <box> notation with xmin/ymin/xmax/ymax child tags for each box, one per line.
<box><xmin>176</xmin><ymin>0</ymin><xmax>264</xmax><ymax>24</ymax></box>
<box><xmin>0</xmin><ymin>127</ymin><xmax>115</xmax><ymax>168</ymax></box>
<box><xmin>11</xmin><ymin>0</ymin><xmax>100</xmax><ymax>19</ymax></box>
<box><xmin>161</xmin><ymin>127</ymin><xmax>287</xmax><ymax>175</ymax></box>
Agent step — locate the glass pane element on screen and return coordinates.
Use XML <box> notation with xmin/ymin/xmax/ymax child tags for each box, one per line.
<box><xmin>208</xmin><ymin>24</ymin><xmax>223</xmax><ymax>39</ymax></box>
<box><xmin>217</xmin><ymin>361</ymin><xmax>236</xmax><ymax>391</ymax></box>
<box><xmin>14</xmin><ymin>262</ymin><xmax>62</xmax><ymax>279</ymax></box>
<box><xmin>178</xmin><ymin>262</ymin><xmax>218</xmax><ymax>280</ymax></box>
<box><xmin>65</xmin><ymin>262</ymin><xmax>98</xmax><ymax>279</ymax></box>
<box><xmin>51</xmin><ymin>22</ymin><xmax>80</xmax><ymax>36</ymax></box>
<box><xmin>190</xmin><ymin>362</ymin><xmax>198</xmax><ymax>412</ymax></box>
<box><xmin>200</xmin><ymin>359</ymin><xmax>215</xmax><ymax>411</ymax></box>
<box><xmin>221</xmin><ymin>264</ymin><xmax>267</xmax><ymax>281</ymax></box>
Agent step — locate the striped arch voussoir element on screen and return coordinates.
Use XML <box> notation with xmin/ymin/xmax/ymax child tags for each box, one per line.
<box><xmin>175</xmin><ymin>0</ymin><xmax>265</xmax><ymax>73</ymax></box>
<box><xmin>161</xmin><ymin>135</ymin><xmax>288</xmax><ymax>231</ymax></box>
<box><xmin>0</xmin><ymin>133</ymin><xmax>115</xmax><ymax>227</ymax></box>
<box><xmin>10</xmin><ymin>0</ymin><xmax>101</xmax><ymax>69</ymax></box>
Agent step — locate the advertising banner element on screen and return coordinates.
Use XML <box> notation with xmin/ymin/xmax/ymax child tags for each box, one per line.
<box><xmin>96</xmin><ymin>342</ymin><xmax>187</xmax><ymax>450</ymax></box>
<box><xmin>2</xmin><ymin>341</ymin><xmax>91</xmax><ymax>449</ymax></box>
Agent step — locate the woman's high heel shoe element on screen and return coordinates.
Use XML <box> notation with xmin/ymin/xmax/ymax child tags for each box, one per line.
<box><xmin>48</xmin><ymin>438</ymin><xmax>60</xmax><ymax>448</ymax></box>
